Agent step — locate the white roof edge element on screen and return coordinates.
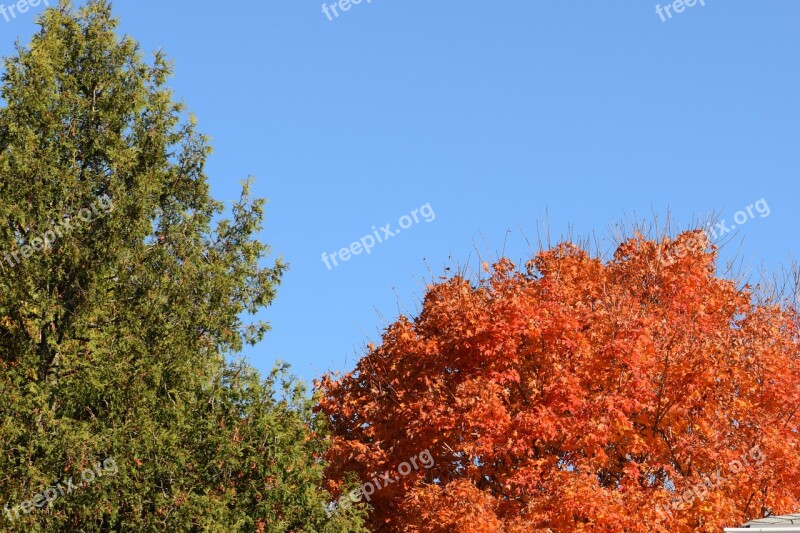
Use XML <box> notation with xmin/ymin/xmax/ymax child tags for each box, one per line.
<box><xmin>724</xmin><ymin>529</ymin><xmax>800</xmax><ymax>532</ymax></box>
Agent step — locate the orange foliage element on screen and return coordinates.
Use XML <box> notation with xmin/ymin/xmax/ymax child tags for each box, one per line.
<box><xmin>317</xmin><ymin>232</ymin><xmax>800</xmax><ymax>532</ymax></box>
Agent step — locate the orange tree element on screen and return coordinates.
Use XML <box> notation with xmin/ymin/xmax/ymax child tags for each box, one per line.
<box><xmin>317</xmin><ymin>231</ymin><xmax>800</xmax><ymax>532</ymax></box>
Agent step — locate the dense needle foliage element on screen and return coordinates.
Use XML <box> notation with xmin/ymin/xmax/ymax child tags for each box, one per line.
<box><xmin>0</xmin><ymin>2</ymin><xmax>365</xmax><ymax>531</ymax></box>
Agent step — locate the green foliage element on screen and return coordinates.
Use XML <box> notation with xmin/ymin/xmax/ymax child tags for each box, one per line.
<box><xmin>0</xmin><ymin>1</ymin><xmax>365</xmax><ymax>530</ymax></box>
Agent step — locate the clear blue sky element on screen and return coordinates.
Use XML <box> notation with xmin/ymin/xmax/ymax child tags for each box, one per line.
<box><xmin>3</xmin><ymin>1</ymin><xmax>798</xmax><ymax>384</ymax></box>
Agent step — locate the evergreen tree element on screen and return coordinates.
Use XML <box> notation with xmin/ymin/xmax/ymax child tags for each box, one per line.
<box><xmin>0</xmin><ymin>1</ymin><xmax>366</xmax><ymax>530</ymax></box>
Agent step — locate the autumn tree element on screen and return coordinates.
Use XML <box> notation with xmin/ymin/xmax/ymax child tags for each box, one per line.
<box><xmin>0</xmin><ymin>1</ymin><xmax>365</xmax><ymax>530</ymax></box>
<box><xmin>318</xmin><ymin>230</ymin><xmax>800</xmax><ymax>532</ymax></box>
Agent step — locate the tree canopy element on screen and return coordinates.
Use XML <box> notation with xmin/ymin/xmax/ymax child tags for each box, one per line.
<box><xmin>319</xmin><ymin>231</ymin><xmax>800</xmax><ymax>532</ymax></box>
<box><xmin>0</xmin><ymin>1</ymin><xmax>365</xmax><ymax>530</ymax></box>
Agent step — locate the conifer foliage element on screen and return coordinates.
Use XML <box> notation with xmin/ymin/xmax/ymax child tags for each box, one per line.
<box><xmin>0</xmin><ymin>2</ymin><xmax>365</xmax><ymax>530</ymax></box>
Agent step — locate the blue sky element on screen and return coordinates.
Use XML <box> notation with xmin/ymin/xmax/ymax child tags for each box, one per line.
<box><xmin>2</xmin><ymin>1</ymin><xmax>798</xmax><ymax>384</ymax></box>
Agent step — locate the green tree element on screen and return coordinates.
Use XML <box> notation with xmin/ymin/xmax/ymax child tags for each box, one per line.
<box><xmin>0</xmin><ymin>1</ymin><xmax>366</xmax><ymax>530</ymax></box>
